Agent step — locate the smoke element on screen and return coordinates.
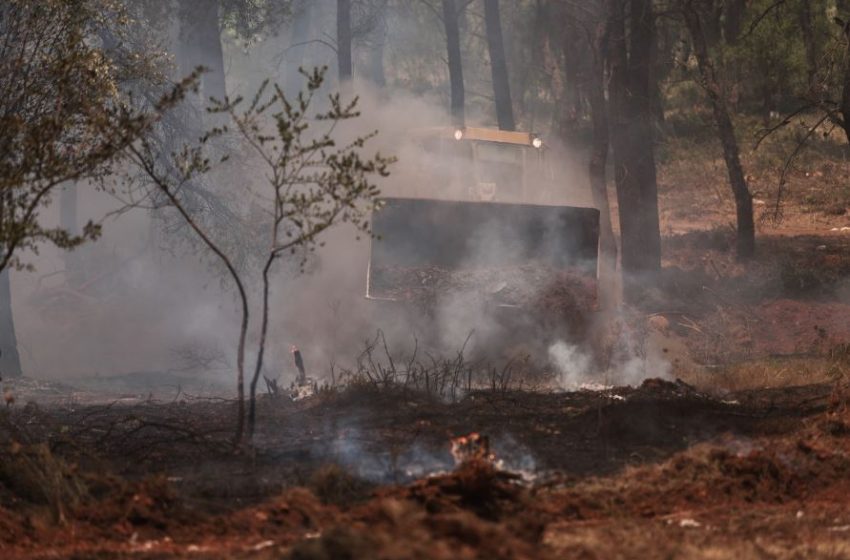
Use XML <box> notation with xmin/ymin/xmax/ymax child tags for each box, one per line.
<box><xmin>329</xmin><ymin>427</ymin><xmax>453</xmax><ymax>482</ymax></box>
<box><xmin>547</xmin><ymin>310</ymin><xmax>674</xmax><ymax>390</ymax></box>
<box><xmin>5</xmin><ymin>79</ymin><xmax>448</xmax><ymax>383</ymax></box>
<box><xmin>490</xmin><ymin>434</ymin><xmax>538</xmax><ymax>478</ymax></box>
<box><xmin>4</xmin><ymin>19</ymin><xmax>604</xmax><ymax>394</ymax></box>
<box><xmin>548</xmin><ymin>340</ymin><xmax>593</xmax><ymax>387</ymax></box>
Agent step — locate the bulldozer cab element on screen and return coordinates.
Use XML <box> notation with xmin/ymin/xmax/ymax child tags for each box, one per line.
<box><xmin>405</xmin><ymin>127</ymin><xmax>552</xmax><ymax>203</ymax></box>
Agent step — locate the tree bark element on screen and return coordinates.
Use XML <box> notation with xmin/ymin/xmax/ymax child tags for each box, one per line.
<box><xmin>178</xmin><ymin>0</ymin><xmax>227</xmax><ymax>103</ymax></box>
<box><xmin>483</xmin><ymin>0</ymin><xmax>515</xmax><ymax>130</ymax></box>
<box><xmin>609</xmin><ymin>0</ymin><xmax>662</xmax><ymax>284</ymax></box>
<box><xmin>0</xmin><ymin>269</ymin><xmax>22</xmax><ymax>378</ymax></box>
<box><xmin>443</xmin><ymin>0</ymin><xmax>465</xmax><ymax>126</ymax></box>
<box><xmin>683</xmin><ymin>1</ymin><xmax>754</xmax><ymax>258</ymax></box>
<box><xmin>337</xmin><ymin>0</ymin><xmax>352</xmax><ymax>83</ymax></box>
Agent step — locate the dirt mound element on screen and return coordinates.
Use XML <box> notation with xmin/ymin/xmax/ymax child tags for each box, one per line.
<box><xmin>77</xmin><ymin>475</ymin><xmax>184</xmax><ymax>538</ymax></box>
<box><xmin>379</xmin><ymin>459</ymin><xmax>525</xmax><ymax>520</ymax></box>
<box><xmin>0</xmin><ymin>505</ymin><xmax>25</xmax><ymax>546</ymax></box>
<box><xmin>277</xmin><ymin>404</ymin><xmax>850</xmax><ymax>558</ymax></box>
<box><xmin>290</xmin><ymin>501</ymin><xmax>544</xmax><ymax>560</ymax></box>
<box><xmin>225</xmin><ymin>488</ymin><xmax>339</xmax><ymax>541</ymax></box>
<box><xmin>292</xmin><ymin>461</ymin><xmax>544</xmax><ymax>560</ymax></box>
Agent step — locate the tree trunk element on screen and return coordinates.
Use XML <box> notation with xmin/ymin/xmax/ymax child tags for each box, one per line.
<box><xmin>285</xmin><ymin>0</ymin><xmax>315</xmax><ymax>94</ymax></box>
<box><xmin>628</xmin><ymin>0</ymin><xmax>662</xmax><ymax>274</ymax></box>
<box><xmin>130</xmin><ymin>144</ymin><xmax>251</xmax><ymax>445</ymax></box>
<box><xmin>650</xmin><ymin>15</ymin><xmax>666</xmax><ymax>126</ymax></box>
<box><xmin>701</xmin><ymin>0</ymin><xmax>722</xmax><ymax>48</ymax></box>
<box><xmin>608</xmin><ymin>0</ymin><xmax>636</xmax><ymax>273</ymax></box>
<box><xmin>248</xmin><ymin>255</ymin><xmax>275</xmax><ymax>440</ymax></box>
<box><xmin>683</xmin><ymin>1</ymin><xmax>754</xmax><ymax>258</ymax></box>
<box><xmin>202</xmin><ymin>1</ymin><xmax>227</xmax><ymax>103</ymax></box>
<box><xmin>610</xmin><ymin>0</ymin><xmax>662</xmax><ymax>285</ymax></box>
<box><xmin>587</xmin><ymin>13</ymin><xmax>617</xmax><ymax>311</ymax></box>
<box><xmin>483</xmin><ymin>0</ymin><xmax>515</xmax><ymax>130</ymax></box>
<box><xmin>369</xmin><ymin>12</ymin><xmax>387</xmax><ymax>88</ymax></box>
<box><xmin>443</xmin><ymin>0</ymin><xmax>465</xmax><ymax>126</ymax></box>
<box><xmin>0</xmin><ymin>269</ymin><xmax>22</xmax><ymax>378</ymax></box>
<box><xmin>841</xmin><ymin>4</ymin><xmax>850</xmax><ymax>144</ymax></box>
<box><xmin>799</xmin><ymin>0</ymin><xmax>818</xmax><ymax>90</ymax></box>
<box><xmin>337</xmin><ymin>0</ymin><xmax>352</xmax><ymax>83</ymax></box>
<box><xmin>59</xmin><ymin>183</ymin><xmax>83</xmax><ymax>288</ymax></box>
<box><xmin>723</xmin><ymin>0</ymin><xmax>746</xmax><ymax>44</ymax></box>
<box><xmin>178</xmin><ymin>0</ymin><xmax>227</xmax><ymax>103</ymax></box>
<box><xmin>562</xmin><ymin>26</ymin><xmax>582</xmax><ymax>136</ymax></box>
<box><xmin>838</xmin><ymin>20</ymin><xmax>850</xmax><ymax>144</ymax></box>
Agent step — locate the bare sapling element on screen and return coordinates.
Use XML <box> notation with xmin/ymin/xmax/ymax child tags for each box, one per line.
<box><xmin>230</xmin><ymin>69</ymin><xmax>391</xmax><ymax>439</ymax></box>
<box><xmin>127</xmin><ymin>67</ymin><xmax>391</xmax><ymax>444</ymax></box>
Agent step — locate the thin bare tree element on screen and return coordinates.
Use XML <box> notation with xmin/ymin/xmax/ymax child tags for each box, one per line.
<box><xmin>681</xmin><ymin>0</ymin><xmax>754</xmax><ymax>258</ymax></box>
<box><xmin>128</xmin><ymin>68</ymin><xmax>391</xmax><ymax>443</ymax></box>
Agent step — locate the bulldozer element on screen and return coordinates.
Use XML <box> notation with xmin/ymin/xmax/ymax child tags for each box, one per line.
<box><xmin>365</xmin><ymin>126</ymin><xmax>601</xmax><ymax>354</ymax></box>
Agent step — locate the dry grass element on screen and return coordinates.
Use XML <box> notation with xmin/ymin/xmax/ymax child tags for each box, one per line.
<box><xmin>542</xmin><ymin>509</ymin><xmax>850</xmax><ymax>560</ymax></box>
<box><xmin>682</xmin><ymin>355</ymin><xmax>845</xmax><ymax>393</ymax></box>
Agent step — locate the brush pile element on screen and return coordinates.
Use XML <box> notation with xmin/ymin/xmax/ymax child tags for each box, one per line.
<box><xmin>370</xmin><ymin>264</ymin><xmax>596</xmax><ymax>312</ymax></box>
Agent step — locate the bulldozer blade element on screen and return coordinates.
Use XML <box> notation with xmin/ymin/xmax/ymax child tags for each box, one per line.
<box><xmin>367</xmin><ymin>197</ymin><xmax>600</xmax><ymax>300</ymax></box>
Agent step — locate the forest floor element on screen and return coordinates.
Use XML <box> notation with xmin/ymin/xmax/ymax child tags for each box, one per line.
<box><xmin>3</xmin><ymin>131</ymin><xmax>850</xmax><ymax>558</ymax></box>
<box><xmin>1</xmin><ymin>378</ymin><xmax>849</xmax><ymax>559</ymax></box>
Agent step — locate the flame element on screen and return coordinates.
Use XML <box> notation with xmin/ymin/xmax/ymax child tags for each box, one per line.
<box><xmin>450</xmin><ymin>432</ymin><xmax>495</xmax><ymax>465</ymax></box>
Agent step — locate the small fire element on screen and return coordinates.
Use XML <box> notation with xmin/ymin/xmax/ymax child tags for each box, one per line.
<box><xmin>450</xmin><ymin>432</ymin><xmax>495</xmax><ymax>465</ymax></box>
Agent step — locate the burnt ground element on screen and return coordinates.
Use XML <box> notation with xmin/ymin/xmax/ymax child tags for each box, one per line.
<box><xmin>1</xmin><ymin>376</ymin><xmax>848</xmax><ymax>559</ymax></box>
